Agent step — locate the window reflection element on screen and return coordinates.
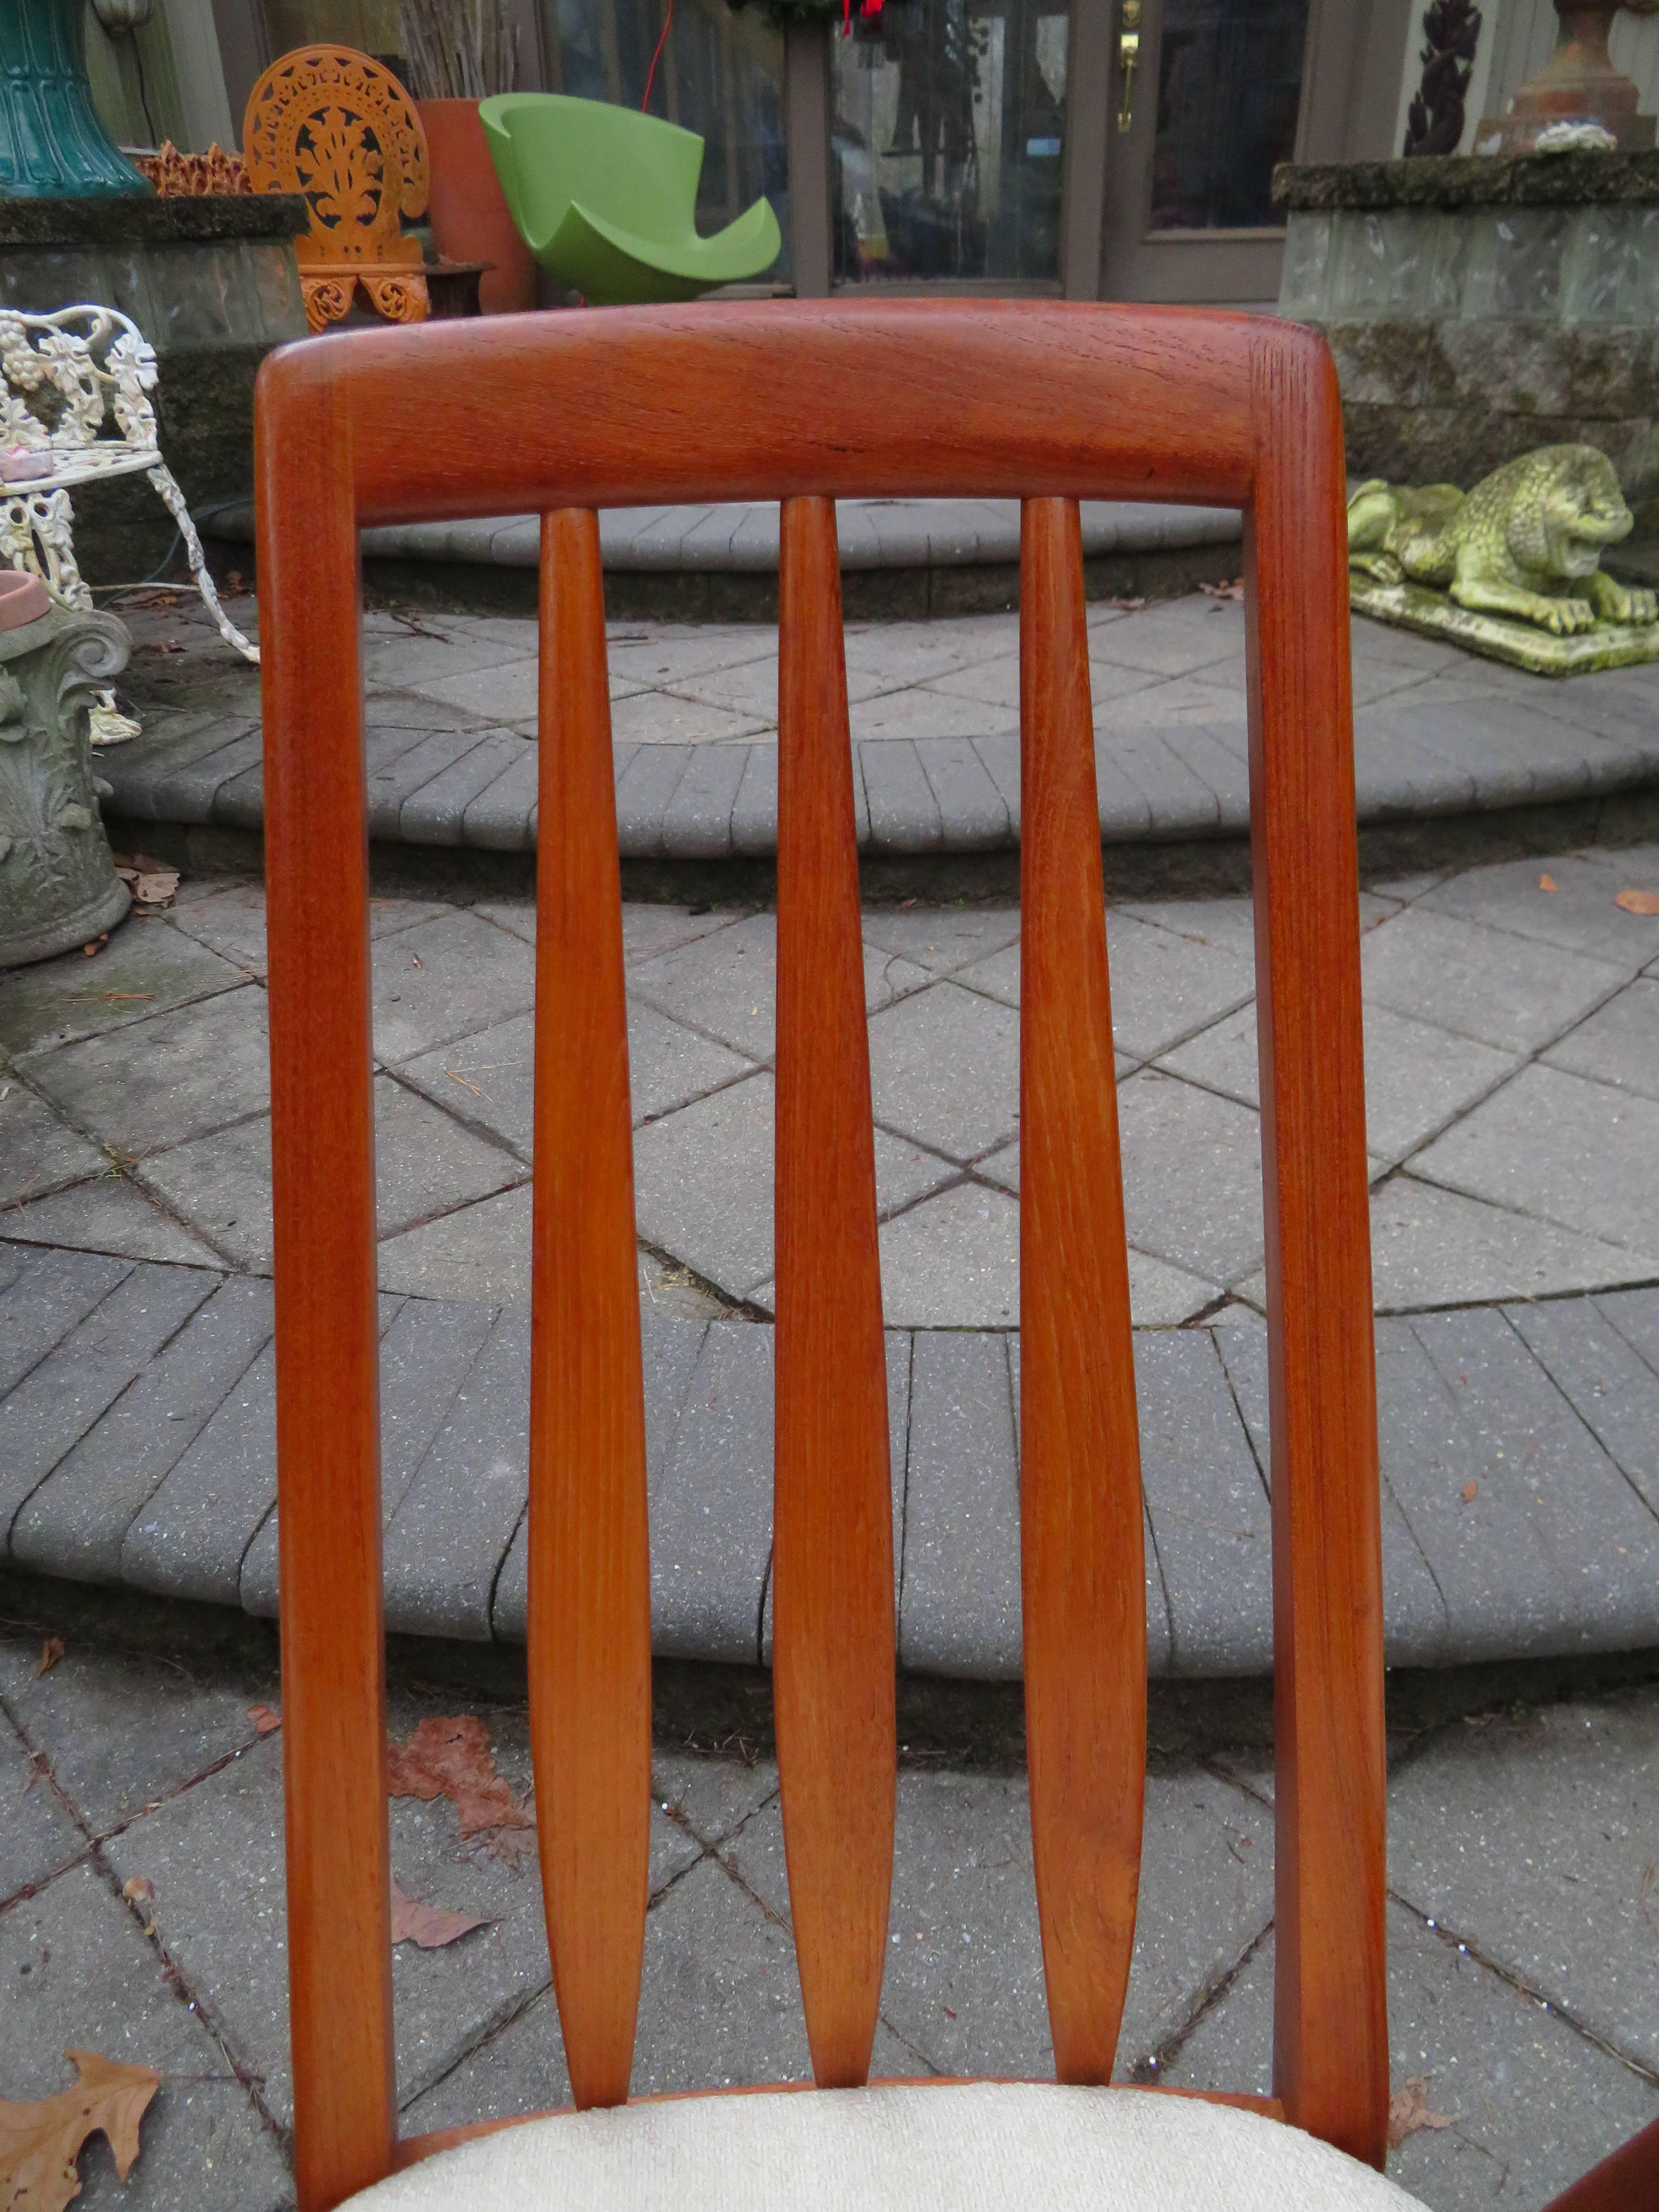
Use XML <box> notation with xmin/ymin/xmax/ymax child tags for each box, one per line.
<box><xmin>546</xmin><ymin>0</ymin><xmax>790</xmax><ymax>279</ymax></box>
<box><xmin>833</xmin><ymin>0</ymin><xmax>1068</xmax><ymax>285</ymax></box>
<box><xmin>1149</xmin><ymin>0</ymin><xmax>1307</xmax><ymax>233</ymax></box>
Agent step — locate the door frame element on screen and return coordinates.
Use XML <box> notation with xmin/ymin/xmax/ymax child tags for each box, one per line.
<box><xmin>1095</xmin><ymin>0</ymin><xmax>1403</xmax><ymax>305</ymax></box>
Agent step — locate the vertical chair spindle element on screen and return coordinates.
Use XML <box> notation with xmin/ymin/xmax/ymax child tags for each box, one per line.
<box><xmin>530</xmin><ymin>508</ymin><xmax>653</xmax><ymax>2113</ymax></box>
<box><xmin>1019</xmin><ymin>497</ymin><xmax>1147</xmax><ymax>2086</ymax></box>
<box><xmin>261</xmin><ymin>365</ymin><xmax>397</xmax><ymax>2212</ymax></box>
<box><xmin>1246</xmin><ymin>332</ymin><xmax>1388</xmax><ymax>2168</ymax></box>
<box><xmin>774</xmin><ymin>494</ymin><xmax>897</xmax><ymax>2090</ymax></box>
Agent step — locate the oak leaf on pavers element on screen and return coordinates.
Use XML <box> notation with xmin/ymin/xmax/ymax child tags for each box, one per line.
<box><xmin>1615</xmin><ymin>888</ymin><xmax>1659</xmax><ymax>916</ymax></box>
<box><xmin>390</xmin><ymin>1877</ymin><xmax>493</xmax><ymax>1951</ymax></box>
<box><xmin>0</xmin><ymin>2049</ymin><xmax>160</xmax><ymax>2212</ymax></box>
<box><xmin>35</xmin><ymin>1639</ymin><xmax>64</xmax><ymax>1678</ymax></box>
<box><xmin>387</xmin><ymin>1715</ymin><xmax>533</xmax><ymax>1842</ymax></box>
<box><xmin>1387</xmin><ymin>2075</ymin><xmax>1452</xmax><ymax>2148</ymax></box>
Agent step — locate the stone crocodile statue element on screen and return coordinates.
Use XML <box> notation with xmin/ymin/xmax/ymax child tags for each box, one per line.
<box><xmin>1347</xmin><ymin>445</ymin><xmax>1657</xmax><ymax>636</ymax></box>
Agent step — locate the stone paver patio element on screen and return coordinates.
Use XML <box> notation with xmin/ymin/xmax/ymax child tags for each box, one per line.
<box><xmin>99</xmin><ymin>589</ymin><xmax>1659</xmax><ymax>860</ymax></box>
<box><xmin>4</xmin><ymin>839</ymin><xmax>1659</xmax><ymax>1672</ymax></box>
<box><xmin>4</xmin><ymin>589</ymin><xmax>1659</xmax><ymax>2212</ymax></box>
<box><xmin>1</xmin><ymin>1585</ymin><xmax>1656</xmax><ymax>2212</ymax></box>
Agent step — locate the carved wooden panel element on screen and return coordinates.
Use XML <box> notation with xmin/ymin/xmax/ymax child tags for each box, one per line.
<box><xmin>242</xmin><ymin>44</ymin><xmax>431</xmax><ymax>331</ymax></box>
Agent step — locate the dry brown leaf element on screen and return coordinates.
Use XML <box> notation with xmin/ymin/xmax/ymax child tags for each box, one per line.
<box><xmin>390</xmin><ymin>1878</ymin><xmax>492</xmax><ymax>1951</ymax></box>
<box><xmin>121</xmin><ymin>1877</ymin><xmax>154</xmax><ymax>1905</ymax></box>
<box><xmin>0</xmin><ymin>2048</ymin><xmax>160</xmax><ymax>2211</ymax></box>
<box><xmin>1199</xmin><ymin>578</ymin><xmax>1246</xmax><ymax>602</ymax></box>
<box><xmin>111</xmin><ymin>854</ymin><xmax>180</xmax><ymax>911</ymax></box>
<box><xmin>387</xmin><ymin>1715</ymin><xmax>533</xmax><ymax>1839</ymax></box>
<box><xmin>1461</xmin><ymin>1480</ymin><xmax>1479</xmax><ymax>1504</ymax></box>
<box><xmin>1387</xmin><ymin>2075</ymin><xmax>1452</xmax><ymax>2147</ymax></box>
<box><xmin>246</xmin><ymin>1703</ymin><xmax>282</xmax><ymax>1736</ymax></box>
<box><xmin>1103</xmin><ymin>595</ymin><xmax>1147</xmax><ymax>613</ymax></box>
<box><xmin>35</xmin><ymin>1638</ymin><xmax>64</xmax><ymax>1678</ymax></box>
<box><xmin>1615</xmin><ymin>888</ymin><xmax>1659</xmax><ymax>917</ymax></box>
<box><xmin>1538</xmin><ymin>873</ymin><xmax>1558</xmax><ymax>892</ymax></box>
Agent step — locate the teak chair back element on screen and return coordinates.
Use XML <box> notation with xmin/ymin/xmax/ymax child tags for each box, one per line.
<box><xmin>257</xmin><ymin>300</ymin><xmax>1384</xmax><ymax>2212</ymax></box>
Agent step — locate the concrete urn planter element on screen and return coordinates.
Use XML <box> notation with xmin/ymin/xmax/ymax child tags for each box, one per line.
<box><xmin>0</xmin><ymin>573</ymin><xmax>133</xmax><ymax>967</ymax></box>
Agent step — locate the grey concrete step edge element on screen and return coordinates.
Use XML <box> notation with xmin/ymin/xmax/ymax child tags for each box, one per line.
<box><xmin>102</xmin><ymin>708</ymin><xmax>1659</xmax><ymax>863</ymax></box>
<box><xmin>211</xmin><ymin>498</ymin><xmax>1244</xmax><ymax>574</ymax></box>
<box><xmin>6</xmin><ymin>1242</ymin><xmax>1659</xmax><ymax>1682</ymax></box>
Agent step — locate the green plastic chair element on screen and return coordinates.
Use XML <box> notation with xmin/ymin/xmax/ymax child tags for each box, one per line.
<box><xmin>478</xmin><ymin>92</ymin><xmax>781</xmax><ymax>306</ymax></box>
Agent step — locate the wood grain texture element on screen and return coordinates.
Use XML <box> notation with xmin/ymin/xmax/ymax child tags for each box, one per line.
<box><xmin>256</xmin><ymin>343</ymin><xmax>396</xmax><ymax>2210</ymax></box>
<box><xmin>773</xmin><ymin>495</ymin><xmax>896</xmax><ymax>2088</ymax></box>
<box><xmin>1538</xmin><ymin>2113</ymin><xmax>1659</xmax><ymax>2211</ymax></box>
<box><xmin>1245</xmin><ymin>328</ymin><xmax>1388</xmax><ymax>2166</ymax></box>
<box><xmin>262</xmin><ymin>300</ymin><xmax>1258</xmax><ymax>526</ymax></box>
<box><xmin>530</xmin><ymin>509</ymin><xmax>652</xmax><ymax>2111</ymax></box>
<box><xmin>1018</xmin><ymin>498</ymin><xmax>1145</xmax><ymax>2085</ymax></box>
<box><xmin>253</xmin><ymin>303</ymin><xmax>1413</xmax><ymax>2196</ymax></box>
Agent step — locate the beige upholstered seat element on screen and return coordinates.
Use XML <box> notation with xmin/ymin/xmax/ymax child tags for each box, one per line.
<box><xmin>347</xmin><ymin>2081</ymin><xmax>1428</xmax><ymax>2210</ymax></box>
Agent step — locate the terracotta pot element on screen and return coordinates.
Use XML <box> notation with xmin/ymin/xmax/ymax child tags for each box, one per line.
<box><xmin>417</xmin><ymin>97</ymin><xmax>537</xmax><ymax>315</ymax></box>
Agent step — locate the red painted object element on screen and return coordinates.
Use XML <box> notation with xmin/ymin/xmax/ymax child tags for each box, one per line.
<box><xmin>418</xmin><ymin>98</ymin><xmax>536</xmax><ymax>315</ymax></box>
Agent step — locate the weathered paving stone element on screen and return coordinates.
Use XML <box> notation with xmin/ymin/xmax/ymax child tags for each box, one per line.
<box><xmin>0</xmin><ymin>1174</ymin><xmax>224</xmax><ymax>1269</ymax></box>
<box><xmin>614</xmin><ymin>743</ymin><xmax>692</xmax><ymax>854</ymax></box>
<box><xmin>899</xmin><ymin>1333</ymin><xmax>1021</xmax><ymax>1677</ymax></box>
<box><xmin>364</xmin><ymin>727</ymin><xmax>502</xmax><ymax>840</ymax></box>
<box><xmin>24</xmin><ymin>983</ymin><xmax>271</xmax><ymax>1160</ymax></box>
<box><xmin>1164</xmin><ymin>1905</ymin><xmax>1659</xmax><ymax>2210</ymax></box>
<box><xmin>0</xmin><ymin>1705</ymin><xmax>86</xmax><ymax>1903</ymax></box>
<box><xmin>1413</xmin><ymin>1063</ymin><xmax>1659</xmax><ymax>1260</ymax></box>
<box><xmin>1</xmin><ymin>926</ymin><xmax>245</xmax><ymax>1058</ymax></box>
<box><xmin>1359</xmin><ymin>906</ymin><xmax>1623</xmax><ymax>1057</ymax></box>
<box><xmin>118</xmin><ymin>1295</ymin><xmax>396</xmax><ymax>1605</ymax></box>
<box><xmin>0</xmin><ymin>1246</ymin><xmax>131</xmax><ymax>1398</ymax></box>
<box><xmin>860</xmin><ymin>739</ymin><xmax>943</xmax><ymax>851</ymax></box>
<box><xmin>398</xmin><ymin>730</ymin><xmax>526</xmax><ymax>845</ymax></box>
<box><xmin>730</xmin><ymin>744</ymin><xmax>779</xmax><ymax>855</ymax></box>
<box><xmin>1213</xmin><ymin>1322</ymin><xmax>1453</xmax><ymax>1668</ymax></box>
<box><xmin>0</xmin><ymin>1081</ymin><xmax>105</xmax><ymax>1208</ymax></box>
<box><xmin>1410</xmin><ymin>1307</ymin><xmax>1659</xmax><ymax>1656</ymax></box>
<box><xmin>1388</xmin><ymin>1690</ymin><xmax>1659</xmax><ymax>2077</ymax></box>
<box><xmin>0</xmin><ymin>1263</ymin><xmax>217</xmax><ymax>1540</ymax></box>
<box><xmin>661</xmin><ymin>742</ymin><xmax>748</xmax><ymax>859</ymax></box>
<box><xmin>0</xmin><ymin>1627</ymin><xmax>279</xmax><ymax>1837</ymax></box>
<box><xmin>725</xmin><ymin>1757</ymin><xmax>1272</xmax><ymax>2081</ymax></box>
<box><xmin>0</xmin><ymin>1860</ymin><xmax>293</xmax><ymax>2210</ymax></box>
<box><xmin>13</xmin><ymin>1273</ymin><xmax>265</xmax><ymax>1584</ymax></box>
<box><xmin>119</xmin><ymin>1339</ymin><xmax>277</xmax><ymax>1606</ymax></box>
<box><xmin>650</xmin><ymin>1321</ymin><xmax>774</xmax><ymax>1664</ymax></box>
<box><xmin>1135</xmin><ymin>1333</ymin><xmax>1272</xmax><ymax>1677</ymax></box>
<box><xmin>464</xmin><ymin>742</ymin><xmax>540</xmax><ymax>850</ymax></box>
<box><xmin>100</xmin><ymin>1721</ymin><xmax>553</xmax><ymax>2131</ymax></box>
<box><xmin>381</xmin><ymin>1308</ymin><xmax>530</xmax><ymax>1640</ymax></box>
<box><xmin>1599</xmin><ymin>1284</ymin><xmax>1659</xmax><ymax>1374</ymax></box>
<box><xmin>243</xmin><ymin>1293</ymin><xmax>497</xmax><ymax>1617</ymax></box>
<box><xmin>370</xmin><ymin>907</ymin><xmax>536</xmax><ymax>1065</ymax></box>
<box><xmin>1504</xmin><ymin>1292</ymin><xmax>1659</xmax><ymax>1521</ymax></box>
<box><xmin>914</xmin><ymin>736</ymin><xmax>1010</xmax><ymax>849</ymax></box>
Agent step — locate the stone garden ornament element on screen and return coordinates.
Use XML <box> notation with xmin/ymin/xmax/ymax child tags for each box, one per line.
<box><xmin>0</xmin><ymin>304</ymin><xmax>258</xmax><ymax>741</ymax></box>
<box><xmin>1347</xmin><ymin>443</ymin><xmax>1659</xmax><ymax>673</ymax></box>
<box><xmin>0</xmin><ymin>567</ymin><xmax>133</xmax><ymax>969</ymax></box>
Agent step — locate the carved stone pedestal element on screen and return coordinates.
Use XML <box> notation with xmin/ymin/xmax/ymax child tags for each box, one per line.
<box><xmin>0</xmin><ymin>597</ymin><xmax>133</xmax><ymax>968</ymax></box>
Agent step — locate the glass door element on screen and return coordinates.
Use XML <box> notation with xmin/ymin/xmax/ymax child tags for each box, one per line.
<box><xmin>1099</xmin><ymin>0</ymin><xmax>1314</xmax><ymax>305</ymax></box>
<box><xmin>830</xmin><ymin>0</ymin><xmax>1072</xmax><ymax>289</ymax></box>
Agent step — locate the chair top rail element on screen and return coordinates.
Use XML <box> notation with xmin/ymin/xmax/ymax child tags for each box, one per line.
<box><xmin>253</xmin><ymin>298</ymin><xmax>1290</xmax><ymax>528</ymax></box>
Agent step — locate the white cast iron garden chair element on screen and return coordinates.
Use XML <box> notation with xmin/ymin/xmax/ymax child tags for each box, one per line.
<box><xmin>0</xmin><ymin>304</ymin><xmax>257</xmax><ymax>742</ymax></box>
